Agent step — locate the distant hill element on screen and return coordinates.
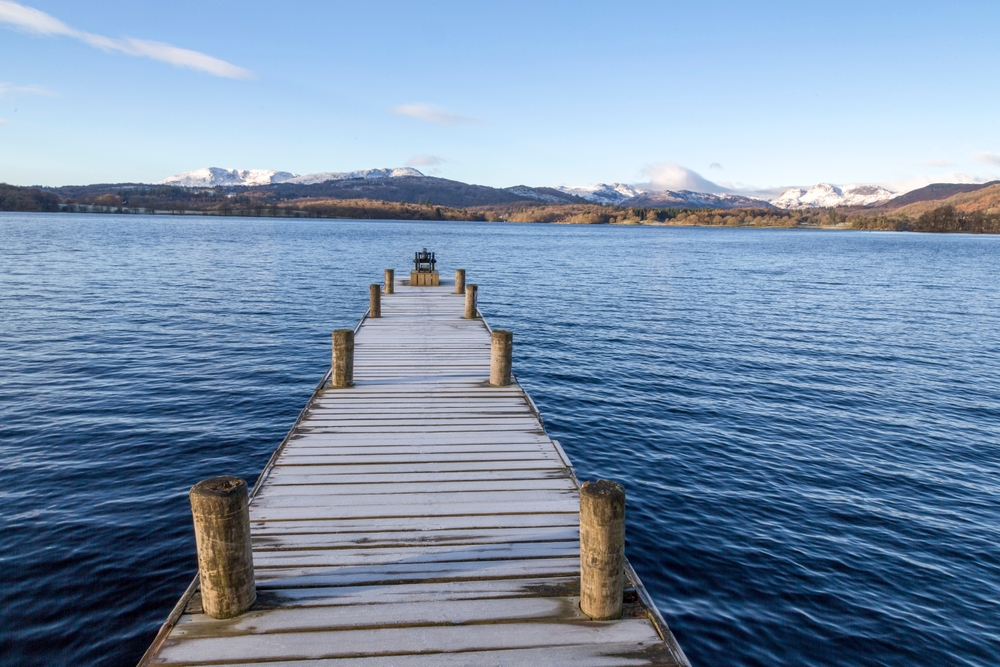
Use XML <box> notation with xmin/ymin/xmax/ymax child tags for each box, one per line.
<box><xmin>891</xmin><ymin>183</ymin><xmax>1000</xmax><ymax>218</ymax></box>
<box><xmin>267</xmin><ymin>176</ymin><xmax>586</xmax><ymax>207</ymax></box>
<box><xmin>878</xmin><ymin>181</ymin><xmax>1000</xmax><ymax>210</ymax></box>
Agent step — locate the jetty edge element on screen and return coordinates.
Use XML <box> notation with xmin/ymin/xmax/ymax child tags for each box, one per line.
<box><xmin>138</xmin><ymin>267</ymin><xmax>690</xmax><ymax>667</ymax></box>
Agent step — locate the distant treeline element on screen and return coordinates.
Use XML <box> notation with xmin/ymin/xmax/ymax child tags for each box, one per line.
<box><xmin>0</xmin><ymin>184</ymin><xmax>60</xmax><ymax>212</ymax></box>
<box><xmin>852</xmin><ymin>205</ymin><xmax>1000</xmax><ymax>234</ymax></box>
<box><xmin>4</xmin><ymin>181</ymin><xmax>1000</xmax><ymax>233</ymax></box>
<box><xmin>0</xmin><ymin>182</ymin><xmax>853</xmax><ymax>227</ymax></box>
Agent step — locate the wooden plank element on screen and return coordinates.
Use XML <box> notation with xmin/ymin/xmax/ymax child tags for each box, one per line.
<box><xmin>250</xmin><ymin>513</ymin><xmax>580</xmax><ymax>534</ymax></box>
<box><xmin>252</xmin><ymin>542</ymin><xmax>578</xmax><ymax>568</ymax></box>
<box><xmin>256</xmin><ymin>478</ymin><xmax>577</xmax><ymax>495</ymax></box>
<box><xmin>155</xmin><ymin>619</ymin><xmax>663</xmax><ymax>664</ymax></box>
<box><xmin>264</xmin><ymin>461</ymin><xmax>566</xmax><ymax>474</ymax></box>
<box><xmin>195</xmin><ymin>643</ymin><xmax>680</xmax><ymax>667</ymax></box>
<box><xmin>252</xmin><ymin>526</ymin><xmax>578</xmax><ymax>550</ymax></box>
<box><xmin>274</xmin><ymin>452</ymin><xmax>562</xmax><ymax>466</ymax></box>
<box><xmin>252</xmin><ymin>557</ymin><xmax>580</xmax><ymax>586</ymax></box>
<box><xmin>172</xmin><ymin>597</ymin><xmax>587</xmax><ymax>638</ymax></box>
<box><xmin>231</xmin><ymin>576</ymin><xmax>579</xmax><ymax>608</ymax></box>
<box><xmin>252</xmin><ymin>489</ymin><xmax>575</xmax><ymax>509</ymax></box>
<box><xmin>273</xmin><ymin>444</ymin><xmax>554</xmax><ymax>456</ymax></box>
<box><xmin>249</xmin><ymin>499</ymin><xmax>578</xmax><ymax>520</ymax></box>
<box><xmin>263</xmin><ymin>469</ymin><xmax>573</xmax><ymax>485</ymax></box>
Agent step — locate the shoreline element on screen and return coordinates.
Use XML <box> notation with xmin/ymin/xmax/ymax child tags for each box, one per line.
<box><xmin>5</xmin><ymin>209</ymin><xmax>993</xmax><ymax>234</ymax></box>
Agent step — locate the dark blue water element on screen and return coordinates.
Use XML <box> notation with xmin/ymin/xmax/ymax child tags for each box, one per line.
<box><xmin>2</xmin><ymin>214</ymin><xmax>998</xmax><ymax>667</ymax></box>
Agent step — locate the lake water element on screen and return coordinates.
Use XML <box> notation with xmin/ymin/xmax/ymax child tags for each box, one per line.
<box><xmin>2</xmin><ymin>213</ymin><xmax>998</xmax><ymax>667</ymax></box>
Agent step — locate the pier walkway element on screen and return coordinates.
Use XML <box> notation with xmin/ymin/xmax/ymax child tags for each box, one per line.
<box><xmin>140</xmin><ymin>277</ymin><xmax>688</xmax><ymax>666</ymax></box>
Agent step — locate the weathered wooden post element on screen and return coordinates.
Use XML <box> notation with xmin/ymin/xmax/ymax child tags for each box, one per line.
<box><xmin>580</xmin><ymin>480</ymin><xmax>626</xmax><ymax>620</ymax></box>
<box><xmin>455</xmin><ymin>269</ymin><xmax>466</xmax><ymax>294</ymax></box>
<box><xmin>370</xmin><ymin>284</ymin><xmax>381</xmax><ymax>318</ymax></box>
<box><xmin>490</xmin><ymin>329</ymin><xmax>513</xmax><ymax>386</ymax></box>
<box><xmin>464</xmin><ymin>284</ymin><xmax>478</xmax><ymax>319</ymax></box>
<box><xmin>189</xmin><ymin>476</ymin><xmax>256</xmax><ymax>619</ymax></box>
<box><xmin>331</xmin><ymin>329</ymin><xmax>354</xmax><ymax>388</ymax></box>
<box><xmin>384</xmin><ymin>269</ymin><xmax>394</xmax><ymax>294</ymax></box>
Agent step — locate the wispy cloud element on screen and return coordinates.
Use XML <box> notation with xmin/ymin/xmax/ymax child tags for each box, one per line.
<box><xmin>0</xmin><ymin>1</ymin><xmax>254</xmax><ymax>79</ymax></box>
<box><xmin>0</xmin><ymin>82</ymin><xmax>57</xmax><ymax>96</ymax></box>
<box><xmin>406</xmin><ymin>154</ymin><xmax>445</xmax><ymax>167</ymax></box>
<box><xmin>973</xmin><ymin>152</ymin><xmax>1000</xmax><ymax>167</ymax></box>
<box><xmin>0</xmin><ymin>118</ymin><xmax>7</xmax><ymax>125</ymax></box>
<box><xmin>709</xmin><ymin>162</ymin><xmax>723</xmax><ymax>170</ymax></box>
<box><xmin>391</xmin><ymin>103</ymin><xmax>484</xmax><ymax>127</ymax></box>
<box><xmin>918</xmin><ymin>159</ymin><xmax>954</xmax><ymax>167</ymax></box>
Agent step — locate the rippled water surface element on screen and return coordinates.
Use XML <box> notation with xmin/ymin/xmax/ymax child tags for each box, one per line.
<box><xmin>2</xmin><ymin>214</ymin><xmax>999</xmax><ymax>667</ymax></box>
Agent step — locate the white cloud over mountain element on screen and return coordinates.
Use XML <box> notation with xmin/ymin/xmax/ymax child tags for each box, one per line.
<box><xmin>0</xmin><ymin>1</ymin><xmax>253</xmax><ymax>79</ymax></box>
<box><xmin>642</xmin><ymin>162</ymin><xmax>730</xmax><ymax>194</ymax></box>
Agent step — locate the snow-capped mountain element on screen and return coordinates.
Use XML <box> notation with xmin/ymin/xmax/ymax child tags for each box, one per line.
<box><xmin>554</xmin><ymin>183</ymin><xmax>645</xmax><ymax>205</ymax></box>
<box><xmin>772</xmin><ymin>183</ymin><xmax>896</xmax><ymax>209</ymax></box>
<box><xmin>287</xmin><ymin>168</ymin><xmax>424</xmax><ymax>185</ymax></box>
<box><xmin>502</xmin><ymin>186</ymin><xmax>579</xmax><ymax>203</ymax></box>
<box><xmin>159</xmin><ymin>167</ymin><xmax>425</xmax><ymax>188</ymax></box>
<box><xmin>159</xmin><ymin>168</ymin><xmax>296</xmax><ymax>187</ymax></box>
<box><xmin>622</xmin><ymin>190</ymin><xmax>773</xmax><ymax>210</ymax></box>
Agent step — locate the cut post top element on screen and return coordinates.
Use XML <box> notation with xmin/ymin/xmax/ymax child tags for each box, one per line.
<box><xmin>189</xmin><ymin>476</ymin><xmax>256</xmax><ymax>620</ymax></box>
<box><xmin>579</xmin><ymin>479</ymin><xmax>626</xmax><ymax>621</ymax></box>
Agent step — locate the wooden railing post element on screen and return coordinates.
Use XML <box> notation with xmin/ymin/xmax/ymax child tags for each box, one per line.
<box><xmin>580</xmin><ymin>480</ymin><xmax>626</xmax><ymax>620</ymax></box>
<box><xmin>331</xmin><ymin>329</ymin><xmax>354</xmax><ymax>388</ymax></box>
<box><xmin>490</xmin><ymin>329</ymin><xmax>513</xmax><ymax>386</ymax></box>
<box><xmin>384</xmin><ymin>269</ymin><xmax>394</xmax><ymax>294</ymax></box>
<box><xmin>464</xmin><ymin>284</ymin><xmax>478</xmax><ymax>319</ymax></box>
<box><xmin>370</xmin><ymin>284</ymin><xmax>381</xmax><ymax>318</ymax></box>
<box><xmin>189</xmin><ymin>476</ymin><xmax>256</xmax><ymax>619</ymax></box>
<box><xmin>455</xmin><ymin>269</ymin><xmax>466</xmax><ymax>294</ymax></box>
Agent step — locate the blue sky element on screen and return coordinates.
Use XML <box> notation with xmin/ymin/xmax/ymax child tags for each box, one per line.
<box><xmin>2</xmin><ymin>0</ymin><xmax>999</xmax><ymax>192</ymax></box>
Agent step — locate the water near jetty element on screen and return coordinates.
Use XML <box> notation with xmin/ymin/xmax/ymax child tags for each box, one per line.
<box><xmin>2</xmin><ymin>213</ymin><xmax>999</xmax><ymax>667</ymax></box>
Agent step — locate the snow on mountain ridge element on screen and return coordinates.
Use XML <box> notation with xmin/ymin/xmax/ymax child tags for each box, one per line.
<box><xmin>554</xmin><ymin>183</ymin><xmax>645</xmax><ymax>205</ymax></box>
<box><xmin>159</xmin><ymin>167</ymin><xmax>425</xmax><ymax>188</ymax></box>
<box><xmin>287</xmin><ymin>168</ymin><xmax>424</xmax><ymax>185</ymax></box>
<box><xmin>772</xmin><ymin>183</ymin><xmax>896</xmax><ymax>209</ymax></box>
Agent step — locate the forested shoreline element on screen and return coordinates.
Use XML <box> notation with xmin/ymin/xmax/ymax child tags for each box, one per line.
<box><xmin>3</xmin><ymin>182</ymin><xmax>999</xmax><ymax>233</ymax></box>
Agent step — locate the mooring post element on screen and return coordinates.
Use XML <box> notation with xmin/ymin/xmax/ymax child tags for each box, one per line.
<box><xmin>370</xmin><ymin>284</ymin><xmax>381</xmax><ymax>318</ymax></box>
<box><xmin>384</xmin><ymin>269</ymin><xmax>394</xmax><ymax>294</ymax></box>
<box><xmin>331</xmin><ymin>329</ymin><xmax>354</xmax><ymax>388</ymax></box>
<box><xmin>455</xmin><ymin>269</ymin><xmax>466</xmax><ymax>294</ymax></box>
<box><xmin>189</xmin><ymin>476</ymin><xmax>256</xmax><ymax>619</ymax></box>
<box><xmin>464</xmin><ymin>284</ymin><xmax>478</xmax><ymax>319</ymax></box>
<box><xmin>490</xmin><ymin>329</ymin><xmax>513</xmax><ymax>386</ymax></box>
<box><xmin>580</xmin><ymin>479</ymin><xmax>626</xmax><ymax>620</ymax></box>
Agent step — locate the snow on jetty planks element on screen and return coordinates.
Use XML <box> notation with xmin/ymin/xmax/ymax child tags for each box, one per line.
<box><xmin>139</xmin><ymin>277</ymin><xmax>689</xmax><ymax>667</ymax></box>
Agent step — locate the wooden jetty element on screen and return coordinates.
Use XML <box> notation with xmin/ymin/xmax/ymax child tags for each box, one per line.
<box><xmin>139</xmin><ymin>272</ymin><xmax>690</xmax><ymax>667</ymax></box>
